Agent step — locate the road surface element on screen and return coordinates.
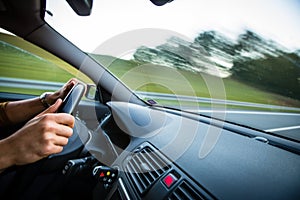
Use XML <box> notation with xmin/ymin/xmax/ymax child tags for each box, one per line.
<box><xmin>193</xmin><ymin>109</ymin><xmax>300</xmax><ymax>141</ymax></box>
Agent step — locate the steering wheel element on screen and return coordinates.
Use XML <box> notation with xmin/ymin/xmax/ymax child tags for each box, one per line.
<box><xmin>1</xmin><ymin>83</ymin><xmax>86</xmax><ymax>199</ymax></box>
<box><xmin>48</xmin><ymin>82</ymin><xmax>87</xmax><ymax>158</ymax></box>
<box><xmin>59</xmin><ymin>82</ymin><xmax>85</xmax><ymax>114</ymax></box>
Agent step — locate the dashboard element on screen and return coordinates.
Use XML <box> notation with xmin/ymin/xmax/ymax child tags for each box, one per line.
<box><xmin>0</xmin><ymin>1</ymin><xmax>299</xmax><ymax>199</ymax></box>
<box><xmin>88</xmin><ymin>101</ymin><xmax>300</xmax><ymax>200</ymax></box>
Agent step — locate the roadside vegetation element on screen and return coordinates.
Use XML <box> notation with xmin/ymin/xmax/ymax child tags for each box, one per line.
<box><xmin>1</xmin><ymin>32</ymin><xmax>300</xmax><ymax>111</ymax></box>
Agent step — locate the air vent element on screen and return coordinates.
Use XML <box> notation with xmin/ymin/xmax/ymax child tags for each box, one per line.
<box><xmin>125</xmin><ymin>146</ymin><xmax>170</xmax><ymax>195</ymax></box>
<box><xmin>168</xmin><ymin>181</ymin><xmax>204</xmax><ymax>200</ymax></box>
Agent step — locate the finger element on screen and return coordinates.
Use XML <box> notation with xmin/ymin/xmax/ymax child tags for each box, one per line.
<box><xmin>67</xmin><ymin>78</ymin><xmax>78</xmax><ymax>86</ymax></box>
<box><xmin>69</xmin><ymin>78</ymin><xmax>78</xmax><ymax>87</ymax></box>
<box><xmin>59</xmin><ymin>79</ymin><xmax>78</xmax><ymax>100</ymax></box>
<box><xmin>53</xmin><ymin>113</ymin><xmax>75</xmax><ymax>128</ymax></box>
<box><xmin>65</xmin><ymin>78</ymin><xmax>78</xmax><ymax>91</ymax></box>
<box><xmin>36</xmin><ymin>99</ymin><xmax>62</xmax><ymax>117</ymax></box>
<box><xmin>51</xmin><ymin>145</ymin><xmax>64</xmax><ymax>155</ymax></box>
<box><xmin>38</xmin><ymin>143</ymin><xmax>64</xmax><ymax>157</ymax></box>
<box><xmin>53</xmin><ymin>135</ymin><xmax>69</xmax><ymax>146</ymax></box>
<box><xmin>46</xmin><ymin>98</ymin><xmax>62</xmax><ymax>113</ymax></box>
<box><xmin>55</xmin><ymin>124</ymin><xmax>73</xmax><ymax>137</ymax></box>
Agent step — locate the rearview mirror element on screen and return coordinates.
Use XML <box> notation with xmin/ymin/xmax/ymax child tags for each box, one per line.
<box><xmin>150</xmin><ymin>0</ymin><xmax>174</xmax><ymax>6</ymax></box>
<box><xmin>66</xmin><ymin>0</ymin><xmax>93</xmax><ymax>16</ymax></box>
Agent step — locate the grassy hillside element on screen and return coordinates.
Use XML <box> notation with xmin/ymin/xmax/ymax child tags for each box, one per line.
<box><xmin>91</xmin><ymin>54</ymin><xmax>300</xmax><ymax>108</ymax></box>
<box><xmin>0</xmin><ymin>33</ymin><xmax>92</xmax><ymax>82</ymax></box>
<box><xmin>1</xmin><ymin>32</ymin><xmax>299</xmax><ymax>110</ymax></box>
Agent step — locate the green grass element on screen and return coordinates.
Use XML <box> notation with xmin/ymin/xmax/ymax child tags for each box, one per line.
<box><xmin>0</xmin><ymin>33</ymin><xmax>92</xmax><ymax>83</ymax></box>
<box><xmin>0</xmin><ymin>87</ymin><xmax>46</xmax><ymax>96</ymax></box>
<box><xmin>97</xmin><ymin>58</ymin><xmax>300</xmax><ymax>109</ymax></box>
<box><xmin>1</xmin><ymin>33</ymin><xmax>300</xmax><ymax>111</ymax></box>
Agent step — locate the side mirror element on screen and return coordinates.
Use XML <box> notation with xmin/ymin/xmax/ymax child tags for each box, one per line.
<box><xmin>66</xmin><ymin>0</ymin><xmax>93</xmax><ymax>16</ymax></box>
<box><xmin>85</xmin><ymin>84</ymin><xmax>97</xmax><ymax>100</ymax></box>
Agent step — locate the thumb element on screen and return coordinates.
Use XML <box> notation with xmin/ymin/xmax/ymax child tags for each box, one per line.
<box><xmin>37</xmin><ymin>99</ymin><xmax>62</xmax><ymax>117</ymax></box>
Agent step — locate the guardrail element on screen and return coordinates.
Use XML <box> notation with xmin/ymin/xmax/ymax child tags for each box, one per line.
<box><xmin>0</xmin><ymin>77</ymin><xmax>63</xmax><ymax>91</ymax></box>
<box><xmin>137</xmin><ymin>92</ymin><xmax>300</xmax><ymax>111</ymax></box>
<box><xmin>1</xmin><ymin>77</ymin><xmax>300</xmax><ymax>111</ymax></box>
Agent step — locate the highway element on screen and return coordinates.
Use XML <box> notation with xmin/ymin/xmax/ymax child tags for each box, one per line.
<box><xmin>193</xmin><ymin>109</ymin><xmax>300</xmax><ymax>141</ymax></box>
<box><xmin>1</xmin><ymin>77</ymin><xmax>299</xmax><ymax>141</ymax></box>
<box><xmin>138</xmin><ymin>91</ymin><xmax>300</xmax><ymax>141</ymax></box>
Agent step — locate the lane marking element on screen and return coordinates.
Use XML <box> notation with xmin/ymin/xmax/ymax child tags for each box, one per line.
<box><xmin>265</xmin><ymin>125</ymin><xmax>300</xmax><ymax>132</ymax></box>
<box><xmin>187</xmin><ymin>110</ymin><xmax>300</xmax><ymax>116</ymax></box>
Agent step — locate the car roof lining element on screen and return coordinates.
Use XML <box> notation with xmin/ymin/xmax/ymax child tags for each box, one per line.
<box><xmin>0</xmin><ymin>0</ymin><xmax>46</xmax><ymax>38</ymax></box>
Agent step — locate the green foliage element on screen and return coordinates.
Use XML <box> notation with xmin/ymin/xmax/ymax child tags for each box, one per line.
<box><xmin>231</xmin><ymin>53</ymin><xmax>300</xmax><ymax>100</ymax></box>
<box><xmin>133</xmin><ymin>29</ymin><xmax>300</xmax><ymax>103</ymax></box>
<box><xmin>1</xmin><ymin>31</ymin><xmax>300</xmax><ymax>109</ymax></box>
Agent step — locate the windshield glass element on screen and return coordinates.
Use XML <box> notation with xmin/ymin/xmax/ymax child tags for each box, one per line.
<box><xmin>45</xmin><ymin>0</ymin><xmax>300</xmax><ymax>141</ymax></box>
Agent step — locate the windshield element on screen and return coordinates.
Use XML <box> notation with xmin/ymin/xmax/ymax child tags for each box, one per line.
<box><xmin>45</xmin><ymin>0</ymin><xmax>300</xmax><ymax>141</ymax></box>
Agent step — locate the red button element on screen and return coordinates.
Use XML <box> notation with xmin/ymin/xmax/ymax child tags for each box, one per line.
<box><xmin>100</xmin><ymin>172</ymin><xmax>105</xmax><ymax>177</ymax></box>
<box><xmin>163</xmin><ymin>173</ymin><xmax>177</xmax><ymax>188</ymax></box>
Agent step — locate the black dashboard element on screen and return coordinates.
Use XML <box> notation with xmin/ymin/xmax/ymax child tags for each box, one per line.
<box><xmin>88</xmin><ymin>101</ymin><xmax>300</xmax><ymax>200</ymax></box>
<box><xmin>0</xmin><ymin>1</ymin><xmax>299</xmax><ymax>199</ymax></box>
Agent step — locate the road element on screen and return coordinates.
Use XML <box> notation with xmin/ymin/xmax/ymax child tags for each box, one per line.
<box><xmin>191</xmin><ymin>109</ymin><xmax>300</xmax><ymax>141</ymax></box>
<box><xmin>138</xmin><ymin>91</ymin><xmax>300</xmax><ymax>112</ymax></box>
<box><xmin>137</xmin><ymin>91</ymin><xmax>300</xmax><ymax>141</ymax></box>
<box><xmin>1</xmin><ymin>77</ymin><xmax>299</xmax><ymax>141</ymax></box>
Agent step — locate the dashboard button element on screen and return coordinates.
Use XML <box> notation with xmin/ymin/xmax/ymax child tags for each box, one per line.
<box><xmin>163</xmin><ymin>173</ymin><xmax>178</xmax><ymax>188</ymax></box>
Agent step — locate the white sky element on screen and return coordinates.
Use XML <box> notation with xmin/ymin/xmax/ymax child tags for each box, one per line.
<box><xmin>46</xmin><ymin>0</ymin><xmax>300</xmax><ymax>53</ymax></box>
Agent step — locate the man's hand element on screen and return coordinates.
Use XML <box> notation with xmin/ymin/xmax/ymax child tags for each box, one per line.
<box><xmin>2</xmin><ymin>78</ymin><xmax>80</xmax><ymax>127</ymax></box>
<box><xmin>47</xmin><ymin>78</ymin><xmax>78</xmax><ymax>105</ymax></box>
<box><xmin>2</xmin><ymin>99</ymin><xmax>75</xmax><ymax>166</ymax></box>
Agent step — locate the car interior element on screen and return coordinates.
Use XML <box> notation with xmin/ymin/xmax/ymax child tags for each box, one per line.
<box><xmin>0</xmin><ymin>0</ymin><xmax>300</xmax><ymax>199</ymax></box>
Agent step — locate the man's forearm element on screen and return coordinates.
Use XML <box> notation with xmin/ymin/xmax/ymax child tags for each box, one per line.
<box><xmin>0</xmin><ymin>138</ymin><xmax>15</xmax><ymax>172</ymax></box>
<box><xmin>5</xmin><ymin>98</ymin><xmax>45</xmax><ymax>125</ymax></box>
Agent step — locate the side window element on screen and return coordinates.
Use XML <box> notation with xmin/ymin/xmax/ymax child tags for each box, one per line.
<box><xmin>0</xmin><ymin>31</ymin><xmax>92</xmax><ymax>96</ymax></box>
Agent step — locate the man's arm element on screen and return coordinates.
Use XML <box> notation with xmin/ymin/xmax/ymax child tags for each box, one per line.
<box><xmin>1</xmin><ymin>78</ymin><xmax>77</xmax><ymax>126</ymax></box>
<box><xmin>4</xmin><ymin>97</ymin><xmax>47</xmax><ymax>126</ymax></box>
<box><xmin>0</xmin><ymin>99</ymin><xmax>74</xmax><ymax>172</ymax></box>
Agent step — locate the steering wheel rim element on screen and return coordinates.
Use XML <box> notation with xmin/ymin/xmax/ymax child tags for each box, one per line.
<box><xmin>31</xmin><ymin>82</ymin><xmax>86</xmax><ymax>162</ymax></box>
<box><xmin>48</xmin><ymin>82</ymin><xmax>86</xmax><ymax>158</ymax></box>
<box><xmin>59</xmin><ymin>82</ymin><xmax>86</xmax><ymax>114</ymax></box>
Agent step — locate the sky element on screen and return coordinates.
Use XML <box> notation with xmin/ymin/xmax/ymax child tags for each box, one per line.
<box><xmin>45</xmin><ymin>0</ymin><xmax>300</xmax><ymax>53</ymax></box>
